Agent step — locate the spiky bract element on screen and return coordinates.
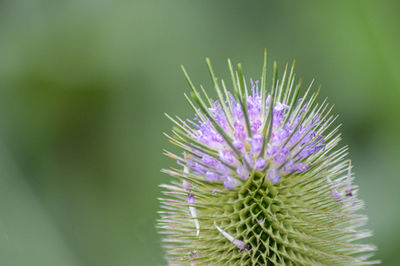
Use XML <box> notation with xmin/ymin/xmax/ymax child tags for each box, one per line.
<box><xmin>158</xmin><ymin>51</ymin><xmax>378</xmax><ymax>265</ymax></box>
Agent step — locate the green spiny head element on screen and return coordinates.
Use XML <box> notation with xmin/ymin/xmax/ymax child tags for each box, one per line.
<box><xmin>158</xmin><ymin>50</ymin><xmax>379</xmax><ymax>265</ymax></box>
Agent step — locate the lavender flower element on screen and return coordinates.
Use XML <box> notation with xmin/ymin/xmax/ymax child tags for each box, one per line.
<box><xmin>158</xmin><ymin>50</ymin><xmax>379</xmax><ymax>265</ymax></box>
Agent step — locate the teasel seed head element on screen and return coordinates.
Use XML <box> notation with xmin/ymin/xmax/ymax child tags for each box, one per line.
<box><xmin>158</xmin><ymin>50</ymin><xmax>379</xmax><ymax>265</ymax></box>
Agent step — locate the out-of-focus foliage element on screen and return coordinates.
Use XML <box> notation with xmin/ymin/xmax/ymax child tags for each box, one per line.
<box><xmin>0</xmin><ymin>0</ymin><xmax>398</xmax><ymax>265</ymax></box>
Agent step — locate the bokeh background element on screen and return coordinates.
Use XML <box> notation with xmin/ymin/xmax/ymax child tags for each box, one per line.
<box><xmin>0</xmin><ymin>0</ymin><xmax>398</xmax><ymax>265</ymax></box>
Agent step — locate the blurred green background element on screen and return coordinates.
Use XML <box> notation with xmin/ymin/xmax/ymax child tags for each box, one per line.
<box><xmin>0</xmin><ymin>0</ymin><xmax>398</xmax><ymax>265</ymax></box>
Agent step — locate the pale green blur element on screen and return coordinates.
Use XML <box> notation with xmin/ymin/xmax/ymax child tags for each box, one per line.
<box><xmin>0</xmin><ymin>0</ymin><xmax>398</xmax><ymax>265</ymax></box>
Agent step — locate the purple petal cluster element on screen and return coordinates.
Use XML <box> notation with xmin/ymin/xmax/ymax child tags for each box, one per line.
<box><xmin>182</xmin><ymin>80</ymin><xmax>325</xmax><ymax>190</ymax></box>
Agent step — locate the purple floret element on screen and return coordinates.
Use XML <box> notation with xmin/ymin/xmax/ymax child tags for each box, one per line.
<box><xmin>181</xmin><ymin>79</ymin><xmax>325</xmax><ymax>189</ymax></box>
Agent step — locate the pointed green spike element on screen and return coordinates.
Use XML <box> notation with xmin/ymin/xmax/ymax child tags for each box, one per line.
<box><xmin>181</xmin><ymin>65</ymin><xmax>209</xmax><ymax>110</ymax></box>
<box><xmin>287</xmin><ymin>79</ymin><xmax>314</xmax><ymax>127</ymax></box>
<box><xmin>237</xmin><ymin>63</ymin><xmax>252</xmax><ymax>138</ymax></box>
<box><xmin>237</xmin><ymin>63</ymin><xmax>246</xmax><ymax>101</ymax></box>
<box><xmin>283</xmin><ymin>59</ymin><xmax>295</xmax><ymax>105</ymax></box>
<box><xmin>259</xmin><ymin>75</ymin><xmax>277</xmax><ymax>157</ymax></box>
<box><xmin>277</xmin><ymin>63</ymin><xmax>288</xmax><ymax>103</ymax></box>
<box><xmin>184</xmin><ymin>93</ymin><xmax>206</xmax><ymax>122</ymax></box>
<box><xmin>281</xmin><ymin>78</ymin><xmax>302</xmax><ymax>127</ymax></box>
<box><xmin>272</xmin><ymin>61</ymin><xmax>278</xmax><ymax>103</ymax></box>
<box><xmin>200</xmin><ymin>85</ymin><xmax>213</xmax><ymax>107</ymax></box>
<box><xmin>227</xmin><ymin>58</ymin><xmax>239</xmax><ymax>98</ymax></box>
<box><xmin>206</xmin><ymin>58</ymin><xmax>234</xmax><ymax>128</ymax></box>
<box><xmin>221</xmin><ymin>79</ymin><xmax>233</xmax><ymax>112</ymax></box>
<box><xmin>261</xmin><ymin>49</ymin><xmax>268</xmax><ymax>120</ymax></box>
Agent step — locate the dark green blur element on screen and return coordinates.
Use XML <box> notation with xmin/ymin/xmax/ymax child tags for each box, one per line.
<box><xmin>0</xmin><ymin>0</ymin><xmax>398</xmax><ymax>265</ymax></box>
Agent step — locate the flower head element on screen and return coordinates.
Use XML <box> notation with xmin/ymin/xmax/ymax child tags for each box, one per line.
<box><xmin>158</xmin><ymin>51</ymin><xmax>378</xmax><ymax>265</ymax></box>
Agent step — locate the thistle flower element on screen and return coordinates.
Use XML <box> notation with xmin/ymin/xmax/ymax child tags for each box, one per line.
<box><xmin>158</xmin><ymin>50</ymin><xmax>378</xmax><ymax>265</ymax></box>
